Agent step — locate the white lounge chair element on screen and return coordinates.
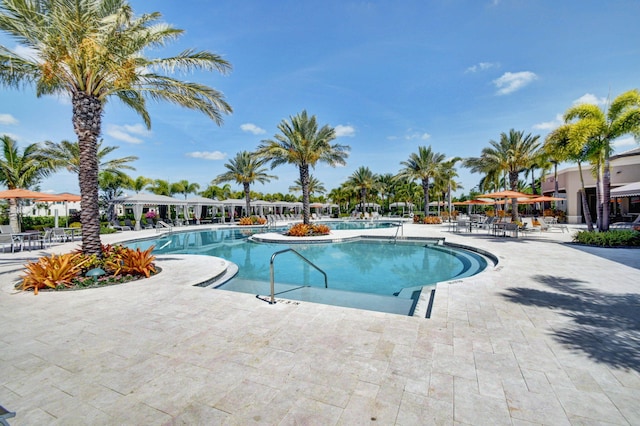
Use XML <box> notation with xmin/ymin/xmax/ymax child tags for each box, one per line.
<box><xmin>610</xmin><ymin>214</ymin><xmax>640</xmax><ymax>229</ymax></box>
<box><xmin>537</xmin><ymin>217</ymin><xmax>568</xmax><ymax>232</ymax></box>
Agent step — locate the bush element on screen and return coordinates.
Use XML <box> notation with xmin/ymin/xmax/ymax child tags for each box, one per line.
<box><xmin>286</xmin><ymin>223</ymin><xmax>330</xmax><ymax>237</ymax></box>
<box><xmin>17</xmin><ymin>244</ymin><xmax>157</xmax><ymax>294</ymax></box>
<box><xmin>573</xmin><ymin>230</ymin><xmax>640</xmax><ymax>247</ymax></box>
<box><xmin>238</xmin><ymin>216</ymin><xmax>267</xmax><ymax>226</ymax></box>
<box><xmin>413</xmin><ymin>214</ymin><xmax>442</xmax><ymax>224</ymax></box>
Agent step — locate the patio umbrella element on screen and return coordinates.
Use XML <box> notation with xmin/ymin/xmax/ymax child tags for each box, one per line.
<box><xmin>0</xmin><ymin>188</ymin><xmax>67</xmax><ymax>232</ymax></box>
<box><xmin>35</xmin><ymin>193</ymin><xmax>81</xmax><ymax>227</ymax></box>
<box><xmin>479</xmin><ymin>190</ymin><xmax>535</xmax><ymax>199</ymax></box>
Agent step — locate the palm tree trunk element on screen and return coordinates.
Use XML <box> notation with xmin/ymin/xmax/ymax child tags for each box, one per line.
<box><xmin>509</xmin><ymin>170</ymin><xmax>520</xmax><ymax>222</ymax></box>
<box><xmin>72</xmin><ymin>92</ymin><xmax>103</xmax><ymax>256</ymax></box>
<box><xmin>8</xmin><ymin>198</ymin><xmax>19</xmax><ymax>232</ymax></box>
<box><xmin>577</xmin><ymin>161</ymin><xmax>594</xmax><ymax>232</ymax></box>
<box><xmin>244</xmin><ymin>182</ymin><xmax>251</xmax><ymax>217</ymax></box>
<box><xmin>299</xmin><ymin>164</ymin><xmax>311</xmax><ymax>225</ymax></box>
<box><xmin>601</xmin><ymin>154</ymin><xmax>611</xmax><ymax>231</ymax></box>
<box><xmin>422</xmin><ymin>178</ymin><xmax>430</xmax><ymax>216</ymax></box>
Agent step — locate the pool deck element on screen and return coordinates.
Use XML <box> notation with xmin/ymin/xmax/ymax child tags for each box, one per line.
<box><xmin>1</xmin><ymin>222</ymin><xmax>639</xmax><ymax>424</ymax></box>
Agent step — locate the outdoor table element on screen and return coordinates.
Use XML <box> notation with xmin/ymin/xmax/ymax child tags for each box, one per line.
<box><xmin>62</xmin><ymin>227</ymin><xmax>81</xmax><ymax>241</ymax></box>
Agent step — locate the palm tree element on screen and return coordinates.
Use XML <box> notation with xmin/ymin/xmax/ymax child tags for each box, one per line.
<box><xmin>289</xmin><ymin>175</ymin><xmax>326</xmax><ymax>198</ymax></box>
<box><xmin>346</xmin><ymin>166</ymin><xmax>379</xmax><ymax>213</ymax></box>
<box><xmin>470</xmin><ymin>130</ymin><xmax>541</xmax><ymax>221</ymax></box>
<box><xmin>171</xmin><ymin>180</ymin><xmax>200</xmax><ymax>199</ymax></box>
<box><xmin>201</xmin><ymin>183</ymin><xmax>232</xmax><ymax>200</ymax></box>
<box><xmin>0</xmin><ymin>1</ymin><xmax>232</xmax><ymax>255</ymax></box>
<box><xmin>559</xmin><ymin>90</ymin><xmax>640</xmax><ymax>231</ymax></box>
<box><xmin>257</xmin><ymin>110</ymin><xmax>349</xmax><ymax>224</ymax></box>
<box><xmin>213</xmin><ymin>151</ymin><xmax>276</xmax><ymax>217</ymax></box>
<box><xmin>377</xmin><ymin>173</ymin><xmax>396</xmax><ymax>213</ymax></box>
<box><xmin>40</xmin><ymin>139</ymin><xmax>138</xmax><ymax>177</ymax></box>
<box><xmin>99</xmin><ymin>170</ymin><xmax>133</xmax><ymax>223</ymax></box>
<box><xmin>130</xmin><ymin>176</ymin><xmax>153</xmax><ymax>193</ymax></box>
<box><xmin>396</xmin><ymin>146</ymin><xmax>446</xmax><ymax>216</ymax></box>
<box><xmin>435</xmin><ymin>157</ymin><xmax>462</xmax><ymax>219</ymax></box>
<box><xmin>148</xmin><ymin>179</ymin><xmax>171</xmax><ymax>196</ymax></box>
<box><xmin>0</xmin><ymin>135</ymin><xmax>54</xmax><ymax>231</ymax></box>
<box><xmin>545</xmin><ymin>120</ymin><xmax>597</xmax><ymax>230</ymax></box>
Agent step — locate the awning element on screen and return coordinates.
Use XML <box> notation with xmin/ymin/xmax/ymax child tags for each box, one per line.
<box><xmin>611</xmin><ymin>182</ymin><xmax>640</xmax><ymax>198</ymax></box>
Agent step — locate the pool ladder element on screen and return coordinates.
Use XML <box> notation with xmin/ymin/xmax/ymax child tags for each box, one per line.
<box><xmin>269</xmin><ymin>248</ymin><xmax>328</xmax><ymax>304</ymax></box>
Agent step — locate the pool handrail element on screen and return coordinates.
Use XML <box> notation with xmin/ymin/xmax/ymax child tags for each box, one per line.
<box><xmin>269</xmin><ymin>248</ymin><xmax>328</xmax><ymax>304</ymax></box>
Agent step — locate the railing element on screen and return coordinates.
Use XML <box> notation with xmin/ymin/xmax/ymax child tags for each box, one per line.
<box><xmin>269</xmin><ymin>248</ymin><xmax>328</xmax><ymax>304</ymax></box>
<box><xmin>391</xmin><ymin>222</ymin><xmax>403</xmax><ymax>244</ymax></box>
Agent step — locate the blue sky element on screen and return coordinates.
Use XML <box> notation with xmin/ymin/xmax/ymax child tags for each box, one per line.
<box><xmin>1</xmin><ymin>0</ymin><xmax>639</xmax><ymax>197</ymax></box>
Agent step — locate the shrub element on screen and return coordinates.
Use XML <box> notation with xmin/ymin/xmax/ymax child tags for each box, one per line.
<box><xmin>238</xmin><ymin>216</ymin><xmax>267</xmax><ymax>226</ymax></box>
<box><xmin>286</xmin><ymin>223</ymin><xmax>330</xmax><ymax>237</ymax></box>
<box><xmin>423</xmin><ymin>216</ymin><xmax>442</xmax><ymax>224</ymax></box>
<box><xmin>105</xmin><ymin>246</ymin><xmax>157</xmax><ymax>278</ymax></box>
<box><xmin>573</xmin><ymin>230</ymin><xmax>640</xmax><ymax>247</ymax></box>
<box><xmin>19</xmin><ymin>253</ymin><xmax>90</xmax><ymax>294</ymax></box>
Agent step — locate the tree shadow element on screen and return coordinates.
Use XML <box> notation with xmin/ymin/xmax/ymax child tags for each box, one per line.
<box><xmin>502</xmin><ymin>275</ymin><xmax>640</xmax><ymax>372</ymax></box>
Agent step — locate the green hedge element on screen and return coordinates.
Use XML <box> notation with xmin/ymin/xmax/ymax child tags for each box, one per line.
<box><xmin>572</xmin><ymin>230</ymin><xmax>640</xmax><ymax>247</ymax></box>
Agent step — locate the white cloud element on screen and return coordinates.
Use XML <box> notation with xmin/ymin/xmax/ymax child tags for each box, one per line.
<box><xmin>105</xmin><ymin>123</ymin><xmax>151</xmax><ymax>144</ymax></box>
<box><xmin>465</xmin><ymin>62</ymin><xmax>499</xmax><ymax>73</ymax></box>
<box><xmin>533</xmin><ymin>114</ymin><xmax>564</xmax><ymax>130</ymax></box>
<box><xmin>335</xmin><ymin>125</ymin><xmax>355</xmax><ymax>137</ymax></box>
<box><xmin>493</xmin><ymin>71</ymin><xmax>538</xmax><ymax>95</ymax></box>
<box><xmin>612</xmin><ymin>136</ymin><xmax>637</xmax><ymax>149</ymax></box>
<box><xmin>0</xmin><ymin>113</ymin><xmax>18</xmax><ymax>125</ymax></box>
<box><xmin>573</xmin><ymin>93</ymin><xmax>607</xmax><ymax>106</ymax></box>
<box><xmin>186</xmin><ymin>151</ymin><xmax>227</xmax><ymax>160</ymax></box>
<box><xmin>405</xmin><ymin>132</ymin><xmax>431</xmax><ymax>141</ymax></box>
<box><xmin>240</xmin><ymin>123</ymin><xmax>266</xmax><ymax>135</ymax></box>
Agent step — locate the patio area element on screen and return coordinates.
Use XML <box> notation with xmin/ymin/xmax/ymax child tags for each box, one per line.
<box><xmin>0</xmin><ymin>223</ymin><xmax>639</xmax><ymax>424</ymax></box>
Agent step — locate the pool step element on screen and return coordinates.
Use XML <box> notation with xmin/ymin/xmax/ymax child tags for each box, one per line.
<box><xmin>216</xmin><ymin>278</ymin><xmax>418</xmax><ymax>316</ymax></box>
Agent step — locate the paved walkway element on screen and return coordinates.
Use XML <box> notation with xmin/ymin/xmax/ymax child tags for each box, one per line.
<box><xmin>1</xmin><ymin>223</ymin><xmax>639</xmax><ymax>425</ymax></box>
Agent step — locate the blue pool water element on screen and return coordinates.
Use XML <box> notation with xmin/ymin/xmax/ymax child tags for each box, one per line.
<box><xmin>126</xmin><ymin>226</ymin><xmax>488</xmax><ymax>316</ymax></box>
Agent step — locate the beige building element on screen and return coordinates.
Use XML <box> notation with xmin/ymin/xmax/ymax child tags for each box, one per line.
<box><xmin>541</xmin><ymin>147</ymin><xmax>640</xmax><ymax>224</ymax></box>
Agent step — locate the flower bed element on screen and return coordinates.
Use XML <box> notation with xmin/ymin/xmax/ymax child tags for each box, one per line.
<box><xmin>412</xmin><ymin>215</ymin><xmax>443</xmax><ymax>224</ymax></box>
<box><xmin>286</xmin><ymin>223</ymin><xmax>331</xmax><ymax>236</ymax></box>
<box><xmin>17</xmin><ymin>244</ymin><xmax>157</xmax><ymax>294</ymax></box>
<box><xmin>238</xmin><ymin>216</ymin><xmax>267</xmax><ymax>225</ymax></box>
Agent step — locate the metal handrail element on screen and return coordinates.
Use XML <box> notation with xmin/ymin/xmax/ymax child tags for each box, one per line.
<box><xmin>392</xmin><ymin>222</ymin><xmax>403</xmax><ymax>243</ymax></box>
<box><xmin>269</xmin><ymin>248</ymin><xmax>328</xmax><ymax>304</ymax></box>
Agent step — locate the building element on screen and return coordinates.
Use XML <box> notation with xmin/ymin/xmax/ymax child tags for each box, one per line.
<box><xmin>541</xmin><ymin>147</ymin><xmax>640</xmax><ymax>224</ymax></box>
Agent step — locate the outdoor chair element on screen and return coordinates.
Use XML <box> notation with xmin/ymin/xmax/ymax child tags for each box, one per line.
<box><xmin>155</xmin><ymin>220</ymin><xmax>173</xmax><ymax>232</ymax></box>
<box><xmin>610</xmin><ymin>214</ymin><xmax>640</xmax><ymax>229</ymax></box>
<box><xmin>0</xmin><ymin>225</ymin><xmax>14</xmax><ymax>234</ymax></box>
<box><xmin>110</xmin><ymin>220</ymin><xmax>131</xmax><ymax>231</ymax></box>
<box><xmin>0</xmin><ymin>404</ymin><xmax>16</xmax><ymax>426</ymax></box>
<box><xmin>476</xmin><ymin>216</ymin><xmax>495</xmax><ymax>232</ymax></box>
<box><xmin>52</xmin><ymin>227</ymin><xmax>70</xmax><ymax>242</ymax></box>
<box><xmin>124</xmin><ymin>219</ymin><xmax>136</xmax><ymax>229</ymax></box>
<box><xmin>0</xmin><ymin>233</ymin><xmax>21</xmax><ymax>253</ymax></box>
<box><xmin>32</xmin><ymin>228</ymin><xmax>53</xmax><ymax>249</ymax></box>
<box><xmin>537</xmin><ymin>217</ymin><xmax>568</xmax><ymax>232</ymax></box>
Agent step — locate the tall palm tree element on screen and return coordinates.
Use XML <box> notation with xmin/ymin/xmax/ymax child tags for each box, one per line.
<box><xmin>171</xmin><ymin>180</ymin><xmax>200</xmax><ymax>199</ymax></box>
<box><xmin>0</xmin><ymin>135</ymin><xmax>54</xmax><ymax>231</ymax></box>
<box><xmin>40</xmin><ymin>139</ymin><xmax>138</xmax><ymax>177</ymax></box>
<box><xmin>472</xmin><ymin>130</ymin><xmax>541</xmax><ymax>221</ymax></box>
<box><xmin>377</xmin><ymin>173</ymin><xmax>396</xmax><ymax>213</ymax></box>
<box><xmin>213</xmin><ymin>151</ymin><xmax>276</xmax><ymax>216</ymax></box>
<box><xmin>346</xmin><ymin>166</ymin><xmax>379</xmax><ymax>213</ymax></box>
<box><xmin>0</xmin><ymin>0</ymin><xmax>232</xmax><ymax>255</ymax></box>
<box><xmin>257</xmin><ymin>110</ymin><xmax>349</xmax><ymax>224</ymax></box>
<box><xmin>289</xmin><ymin>175</ymin><xmax>326</xmax><ymax>198</ymax></box>
<box><xmin>559</xmin><ymin>89</ymin><xmax>640</xmax><ymax>231</ymax></box>
<box><xmin>435</xmin><ymin>157</ymin><xmax>462</xmax><ymax>219</ymax></box>
<box><xmin>545</xmin><ymin>118</ymin><xmax>597</xmax><ymax>231</ymax></box>
<box><xmin>396</xmin><ymin>146</ymin><xmax>446</xmax><ymax>216</ymax></box>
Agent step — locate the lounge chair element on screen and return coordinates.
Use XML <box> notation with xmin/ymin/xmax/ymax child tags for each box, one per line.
<box><xmin>537</xmin><ymin>217</ymin><xmax>568</xmax><ymax>232</ymax></box>
<box><xmin>124</xmin><ymin>218</ymin><xmax>136</xmax><ymax>229</ymax></box>
<box><xmin>610</xmin><ymin>214</ymin><xmax>640</xmax><ymax>229</ymax></box>
<box><xmin>110</xmin><ymin>220</ymin><xmax>131</xmax><ymax>231</ymax></box>
<box><xmin>476</xmin><ymin>216</ymin><xmax>495</xmax><ymax>232</ymax></box>
<box><xmin>155</xmin><ymin>220</ymin><xmax>173</xmax><ymax>232</ymax></box>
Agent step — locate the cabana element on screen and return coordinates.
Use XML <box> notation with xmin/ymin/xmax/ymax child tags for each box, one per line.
<box><xmin>111</xmin><ymin>193</ymin><xmax>187</xmax><ymax>230</ymax></box>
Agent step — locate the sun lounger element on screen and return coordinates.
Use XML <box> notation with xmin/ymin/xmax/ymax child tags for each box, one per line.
<box><xmin>610</xmin><ymin>214</ymin><xmax>640</xmax><ymax>229</ymax></box>
<box><xmin>155</xmin><ymin>220</ymin><xmax>173</xmax><ymax>232</ymax></box>
<box><xmin>0</xmin><ymin>404</ymin><xmax>16</xmax><ymax>426</ymax></box>
<box><xmin>537</xmin><ymin>217</ymin><xmax>568</xmax><ymax>232</ymax></box>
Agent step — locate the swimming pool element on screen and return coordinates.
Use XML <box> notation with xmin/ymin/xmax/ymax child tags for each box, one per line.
<box><xmin>126</xmin><ymin>226</ymin><xmax>489</xmax><ymax>316</ymax></box>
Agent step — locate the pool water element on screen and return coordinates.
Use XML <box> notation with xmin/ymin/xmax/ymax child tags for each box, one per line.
<box><xmin>126</xmin><ymin>227</ymin><xmax>487</xmax><ymax>316</ymax></box>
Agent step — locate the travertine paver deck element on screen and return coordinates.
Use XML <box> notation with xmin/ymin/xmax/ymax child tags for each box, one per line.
<box><xmin>0</xmin><ymin>222</ymin><xmax>639</xmax><ymax>425</ymax></box>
